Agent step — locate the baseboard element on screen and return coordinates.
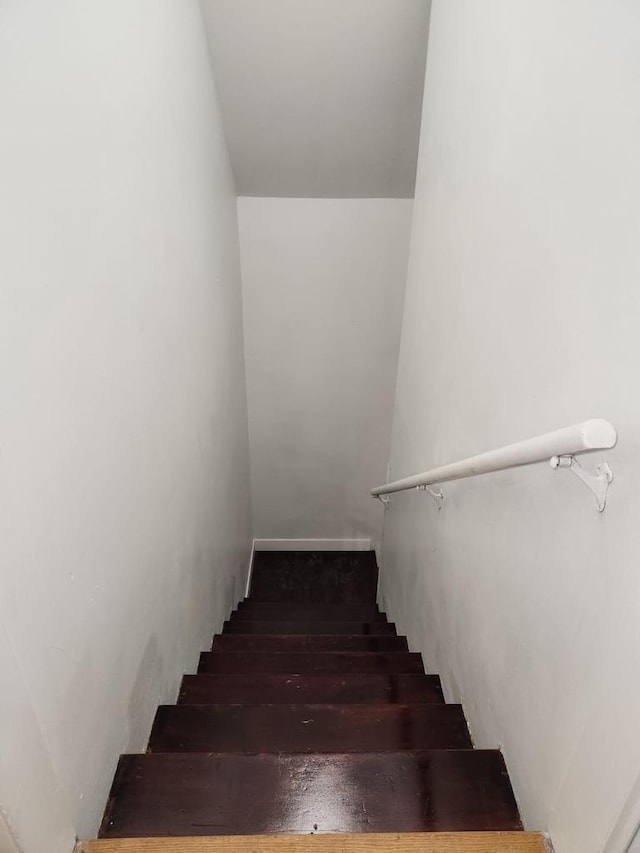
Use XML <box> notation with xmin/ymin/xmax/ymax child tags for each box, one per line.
<box><xmin>244</xmin><ymin>539</ymin><xmax>256</xmax><ymax>598</ymax></box>
<box><xmin>253</xmin><ymin>538</ymin><xmax>372</xmax><ymax>552</ymax></box>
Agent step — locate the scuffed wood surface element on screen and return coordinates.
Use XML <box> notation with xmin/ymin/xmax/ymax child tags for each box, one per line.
<box><xmin>79</xmin><ymin>831</ymin><xmax>550</xmax><ymax>853</ymax></box>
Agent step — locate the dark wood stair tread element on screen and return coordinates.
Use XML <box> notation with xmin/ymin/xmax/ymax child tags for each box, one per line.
<box><xmin>148</xmin><ymin>703</ymin><xmax>472</xmax><ymax>753</ymax></box>
<box><xmin>236</xmin><ymin>598</ymin><xmax>382</xmax><ymax>622</ymax></box>
<box><xmin>237</xmin><ymin>596</ymin><xmax>380</xmax><ymax>614</ymax></box>
<box><xmin>212</xmin><ymin>634</ymin><xmax>409</xmax><ymax>652</ymax></box>
<box><xmin>179</xmin><ymin>673</ymin><xmax>444</xmax><ymax>705</ymax></box>
<box><xmin>198</xmin><ymin>651</ymin><xmax>424</xmax><ymax>675</ymax></box>
<box><xmin>231</xmin><ymin>608</ymin><xmax>387</xmax><ymax>623</ymax></box>
<box><xmin>223</xmin><ymin>620</ymin><xmax>397</xmax><ymax>635</ymax></box>
<box><xmin>100</xmin><ymin>750</ymin><xmax>522</xmax><ymax>837</ymax></box>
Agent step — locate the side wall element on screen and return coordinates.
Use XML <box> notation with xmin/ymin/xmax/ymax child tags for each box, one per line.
<box><xmin>238</xmin><ymin>198</ymin><xmax>412</xmax><ymax>551</ymax></box>
<box><xmin>380</xmin><ymin>3</ymin><xmax>640</xmax><ymax>853</ymax></box>
<box><xmin>0</xmin><ymin>2</ymin><xmax>251</xmax><ymax>848</ymax></box>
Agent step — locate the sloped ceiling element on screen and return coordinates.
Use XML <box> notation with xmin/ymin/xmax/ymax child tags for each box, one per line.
<box><xmin>201</xmin><ymin>0</ymin><xmax>430</xmax><ymax>198</ymax></box>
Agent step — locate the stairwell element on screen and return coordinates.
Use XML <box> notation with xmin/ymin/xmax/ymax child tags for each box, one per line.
<box><xmin>81</xmin><ymin>551</ymin><xmax>549</xmax><ymax>852</ymax></box>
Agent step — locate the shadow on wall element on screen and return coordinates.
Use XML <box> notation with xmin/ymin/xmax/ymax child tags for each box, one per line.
<box><xmin>126</xmin><ymin>636</ymin><xmax>163</xmax><ymax>754</ymax></box>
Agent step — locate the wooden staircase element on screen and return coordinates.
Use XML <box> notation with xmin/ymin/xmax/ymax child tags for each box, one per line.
<box><xmin>81</xmin><ymin>551</ymin><xmax>549</xmax><ymax>853</ymax></box>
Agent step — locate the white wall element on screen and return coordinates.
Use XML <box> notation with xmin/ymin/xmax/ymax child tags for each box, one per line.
<box><xmin>0</xmin><ymin>2</ymin><xmax>251</xmax><ymax>849</ymax></box>
<box><xmin>239</xmin><ymin>198</ymin><xmax>412</xmax><ymax>549</ymax></box>
<box><xmin>380</xmin><ymin>4</ymin><xmax>640</xmax><ymax>853</ymax></box>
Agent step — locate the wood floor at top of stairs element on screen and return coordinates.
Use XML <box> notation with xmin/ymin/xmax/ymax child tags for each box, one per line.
<box><xmin>80</xmin><ymin>831</ymin><xmax>550</xmax><ymax>853</ymax></box>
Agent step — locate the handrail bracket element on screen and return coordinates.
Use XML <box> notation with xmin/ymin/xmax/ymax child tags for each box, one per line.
<box><xmin>550</xmin><ymin>454</ymin><xmax>613</xmax><ymax>512</ymax></box>
<box><xmin>417</xmin><ymin>484</ymin><xmax>444</xmax><ymax>508</ymax></box>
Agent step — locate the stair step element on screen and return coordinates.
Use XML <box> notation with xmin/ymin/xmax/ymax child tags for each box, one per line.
<box><xmin>148</xmin><ymin>704</ymin><xmax>471</xmax><ymax>753</ymax></box>
<box><xmin>248</xmin><ymin>551</ymin><xmax>378</xmax><ymax>604</ymax></box>
<box><xmin>198</xmin><ymin>651</ymin><xmax>424</xmax><ymax>675</ymax></box>
<box><xmin>81</xmin><ymin>832</ymin><xmax>549</xmax><ymax>853</ymax></box>
<box><xmin>222</xmin><ymin>620</ymin><xmax>397</xmax><ymax>635</ymax></box>
<box><xmin>229</xmin><ymin>610</ymin><xmax>387</xmax><ymax>631</ymax></box>
<box><xmin>236</xmin><ymin>603</ymin><xmax>386</xmax><ymax>621</ymax></box>
<box><xmin>242</xmin><ymin>598</ymin><xmax>383</xmax><ymax>609</ymax></box>
<box><xmin>179</xmin><ymin>674</ymin><xmax>444</xmax><ymax>705</ymax></box>
<box><xmin>100</xmin><ymin>750</ymin><xmax>522</xmax><ymax>837</ymax></box>
<box><xmin>212</xmin><ymin>634</ymin><xmax>409</xmax><ymax>652</ymax></box>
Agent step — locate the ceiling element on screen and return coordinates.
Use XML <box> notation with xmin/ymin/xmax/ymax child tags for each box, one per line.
<box><xmin>201</xmin><ymin>0</ymin><xmax>431</xmax><ymax>198</ymax></box>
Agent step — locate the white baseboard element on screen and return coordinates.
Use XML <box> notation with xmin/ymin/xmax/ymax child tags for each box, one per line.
<box><xmin>244</xmin><ymin>539</ymin><xmax>256</xmax><ymax>598</ymax></box>
<box><xmin>253</xmin><ymin>538</ymin><xmax>371</xmax><ymax>552</ymax></box>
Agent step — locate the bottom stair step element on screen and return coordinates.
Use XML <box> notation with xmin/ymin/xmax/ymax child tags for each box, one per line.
<box><xmin>148</xmin><ymin>703</ymin><xmax>472</xmax><ymax>753</ymax></box>
<box><xmin>178</xmin><ymin>673</ymin><xmax>444</xmax><ymax>705</ymax></box>
<box><xmin>100</xmin><ymin>751</ymin><xmax>522</xmax><ymax>837</ymax></box>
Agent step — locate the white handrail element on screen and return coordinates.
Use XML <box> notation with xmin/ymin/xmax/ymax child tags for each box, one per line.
<box><xmin>371</xmin><ymin>419</ymin><xmax>617</xmax><ymax>497</ymax></box>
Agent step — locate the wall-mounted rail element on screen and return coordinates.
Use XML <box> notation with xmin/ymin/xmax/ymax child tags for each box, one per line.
<box><xmin>371</xmin><ymin>419</ymin><xmax>618</xmax><ymax>511</ymax></box>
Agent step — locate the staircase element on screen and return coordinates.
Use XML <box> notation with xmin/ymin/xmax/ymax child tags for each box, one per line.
<box><xmin>81</xmin><ymin>551</ymin><xmax>548</xmax><ymax>853</ymax></box>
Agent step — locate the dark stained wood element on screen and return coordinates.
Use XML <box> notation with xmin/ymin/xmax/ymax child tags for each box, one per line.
<box><xmin>231</xmin><ymin>607</ymin><xmax>388</xmax><ymax>623</ymax></box>
<box><xmin>198</xmin><ymin>651</ymin><xmax>424</xmax><ymax>675</ymax></box>
<box><xmin>241</xmin><ymin>599</ymin><xmax>383</xmax><ymax>610</ymax></box>
<box><xmin>222</xmin><ymin>620</ymin><xmax>397</xmax><ymax>635</ymax></box>
<box><xmin>178</xmin><ymin>674</ymin><xmax>445</xmax><ymax>705</ymax></box>
<box><xmin>97</xmin><ymin>551</ymin><xmax>524</xmax><ymax>843</ymax></box>
<box><xmin>148</xmin><ymin>704</ymin><xmax>472</xmax><ymax>753</ymax></box>
<box><xmin>99</xmin><ymin>751</ymin><xmax>522</xmax><ymax>837</ymax></box>
<box><xmin>248</xmin><ymin>551</ymin><xmax>378</xmax><ymax>603</ymax></box>
<box><xmin>212</xmin><ymin>634</ymin><xmax>409</xmax><ymax>652</ymax></box>
<box><xmin>237</xmin><ymin>602</ymin><xmax>385</xmax><ymax>619</ymax></box>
